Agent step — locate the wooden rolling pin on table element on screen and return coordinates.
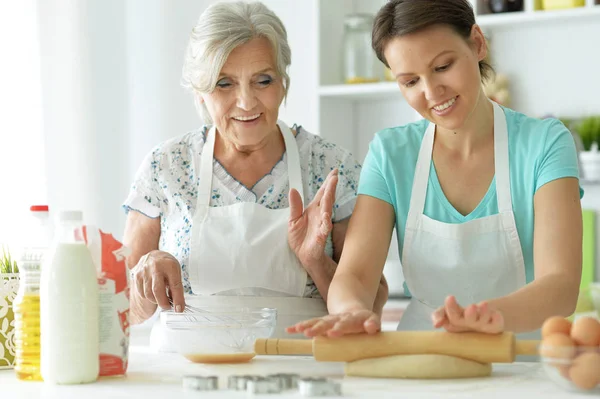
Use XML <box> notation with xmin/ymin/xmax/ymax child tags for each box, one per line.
<box><xmin>254</xmin><ymin>331</ymin><xmax>540</xmax><ymax>364</ymax></box>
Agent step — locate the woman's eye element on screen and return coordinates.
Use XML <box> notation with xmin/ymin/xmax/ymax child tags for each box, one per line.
<box><xmin>403</xmin><ymin>79</ymin><xmax>418</xmax><ymax>88</ymax></box>
<box><xmin>435</xmin><ymin>63</ymin><xmax>452</xmax><ymax>72</ymax></box>
<box><xmin>216</xmin><ymin>79</ymin><xmax>232</xmax><ymax>88</ymax></box>
<box><xmin>257</xmin><ymin>76</ymin><xmax>273</xmax><ymax>86</ymax></box>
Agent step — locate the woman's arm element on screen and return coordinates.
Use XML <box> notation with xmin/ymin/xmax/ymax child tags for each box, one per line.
<box><xmin>303</xmin><ymin>218</ymin><xmax>390</xmax><ymax>314</ymax></box>
<box><xmin>122</xmin><ymin>210</ymin><xmax>161</xmax><ymax>324</ymax></box>
<box><xmin>486</xmin><ymin>177</ymin><xmax>582</xmax><ymax>332</ymax></box>
<box><xmin>327</xmin><ymin>195</ymin><xmax>395</xmax><ymax>315</ymax></box>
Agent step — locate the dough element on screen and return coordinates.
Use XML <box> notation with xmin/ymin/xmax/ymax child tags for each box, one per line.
<box><xmin>344</xmin><ymin>354</ymin><xmax>492</xmax><ymax>379</ymax></box>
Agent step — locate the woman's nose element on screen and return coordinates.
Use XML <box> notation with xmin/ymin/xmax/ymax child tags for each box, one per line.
<box><xmin>236</xmin><ymin>86</ymin><xmax>258</xmax><ymax>111</ymax></box>
<box><xmin>423</xmin><ymin>79</ymin><xmax>444</xmax><ymax>102</ymax></box>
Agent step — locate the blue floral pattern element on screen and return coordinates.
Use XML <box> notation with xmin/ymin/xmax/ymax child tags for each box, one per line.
<box><xmin>123</xmin><ymin>125</ymin><xmax>361</xmax><ymax>298</ymax></box>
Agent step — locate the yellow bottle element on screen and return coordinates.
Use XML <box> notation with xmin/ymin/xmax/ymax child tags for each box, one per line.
<box><xmin>13</xmin><ymin>292</ymin><xmax>42</xmax><ymax>381</ymax></box>
<box><xmin>13</xmin><ymin>205</ymin><xmax>50</xmax><ymax>381</ymax></box>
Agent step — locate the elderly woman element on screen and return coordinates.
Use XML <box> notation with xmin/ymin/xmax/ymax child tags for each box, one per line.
<box><xmin>122</xmin><ymin>1</ymin><xmax>388</xmax><ymax>349</ymax></box>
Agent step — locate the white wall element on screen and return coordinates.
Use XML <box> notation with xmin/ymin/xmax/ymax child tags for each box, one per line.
<box><xmin>36</xmin><ymin>0</ymin><xmax>319</xmax><ymax>240</ymax></box>
<box><xmin>486</xmin><ymin>19</ymin><xmax>600</xmax><ymax>118</ymax></box>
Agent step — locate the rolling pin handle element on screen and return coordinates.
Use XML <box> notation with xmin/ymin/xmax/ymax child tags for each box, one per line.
<box><xmin>254</xmin><ymin>338</ymin><xmax>314</xmax><ymax>356</ymax></box>
<box><xmin>514</xmin><ymin>339</ymin><xmax>541</xmax><ymax>356</ymax></box>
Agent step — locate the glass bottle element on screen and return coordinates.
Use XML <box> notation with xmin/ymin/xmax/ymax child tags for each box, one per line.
<box><xmin>342</xmin><ymin>13</ymin><xmax>381</xmax><ymax>84</ymax></box>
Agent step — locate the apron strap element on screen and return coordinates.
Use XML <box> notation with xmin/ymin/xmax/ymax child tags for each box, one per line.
<box><xmin>195</xmin><ymin>120</ymin><xmax>305</xmax><ymax>219</ymax></box>
<box><xmin>196</xmin><ymin>126</ymin><xmax>216</xmax><ymax>221</ymax></box>
<box><xmin>492</xmin><ymin>102</ymin><xmax>513</xmax><ymax>213</ymax></box>
<box><xmin>407</xmin><ymin>121</ymin><xmax>435</xmax><ymax>226</ymax></box>
<box><xmin>278</xmin><ymin>120</ymin><xmax>304</xmax><ymax>208</ymax></box>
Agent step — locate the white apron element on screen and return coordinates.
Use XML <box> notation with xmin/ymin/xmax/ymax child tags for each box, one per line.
<box><xmin>398</xmin><ymin>102</ymin><xmax>540</xmax><ymax>359</ymax></box>
<box><xmin>150</xmin><ymin>120</ymin><xmax>327</xmax><ymax>351</ymax></box>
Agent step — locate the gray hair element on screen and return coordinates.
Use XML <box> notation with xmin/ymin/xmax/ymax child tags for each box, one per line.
<box><xmin>181</xmin><ymin>1</ymin><xmax>291</xmax><ymax>124</ymax></box>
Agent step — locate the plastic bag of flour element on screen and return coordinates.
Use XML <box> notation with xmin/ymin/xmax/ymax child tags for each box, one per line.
<box><xmin>82</xmin><ymin>226</ymin><xmax>131</xmax><ymax>376</ymax></box>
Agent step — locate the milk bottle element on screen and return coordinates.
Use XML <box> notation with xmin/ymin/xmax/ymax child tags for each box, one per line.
<box><xmin>40</xmin><ymin>210</ymin><xmax>99</xmax><ymax>384</ymax></box>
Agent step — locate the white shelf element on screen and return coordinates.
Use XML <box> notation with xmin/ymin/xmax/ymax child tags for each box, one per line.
<box><xmin>477</xmin><ymin>5</ymin><xmax>600</xmax><ymax>28</ymax></box>
<box><xmin>318</xmin><ymin>82</ymin><xmax>402</xmax><ymax>100</ymax></box>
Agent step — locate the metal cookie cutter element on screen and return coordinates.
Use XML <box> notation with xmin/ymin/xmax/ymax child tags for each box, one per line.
<box><xmin>228</xmin><ymin>374</ymin><xmax>259</xmax><ymax>391</ymax></box>
<box><xmin>246</xmin><ymin>376</ymin><xmax>282</xmax><ymax>394</ymax></box>
<box><xmin>266</xmin><ymin>373</ymin><xmax>301</xmax><ymax>390</ymax></box>
<box><xmin>182</xmin><ymin>375</ymin><xmax>218</xmax><ymax>391</ymax></box>
<box><xmin>298</xmin><ymin>377</ymin><xmax>342</xmax><ymax>397</ymax></box>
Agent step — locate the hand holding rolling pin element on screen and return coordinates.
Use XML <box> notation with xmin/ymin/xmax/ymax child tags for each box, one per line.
<box><xmin>286</xmin><ymin>309</ymin><xmax>380</xmax><ymax>338</ymax></box>
<box><xmin>431</xmin><ymin>295</ymin><xmax>505</xmax><ymax>334</ymax></box>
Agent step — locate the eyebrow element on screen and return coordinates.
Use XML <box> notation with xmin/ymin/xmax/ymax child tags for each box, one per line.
<box><xmin>218</xmin><ymin>67</ymin><xmax>277</xmax><ymax>79</ymax></box>
<box><xmin>395</xmin><ymin>50</ymin><xmax>456</xmax><ymax>78</ymax></box>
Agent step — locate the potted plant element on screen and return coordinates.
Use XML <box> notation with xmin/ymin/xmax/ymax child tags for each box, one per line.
<box><xmin>0</xmin><ymin>245</ymin><xmax>19</xmax><ymax>369</ymax></box>
<box><xmin>576</xmin><ymin>116</ymin><xmax>600</xmax><ymax>182</ymax></box>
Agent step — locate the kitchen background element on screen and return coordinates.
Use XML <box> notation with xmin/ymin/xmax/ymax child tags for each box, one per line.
<box><xmin>1</xmin><ymin>0</ymin><xmax>599</xmax><ymax>296</ymax></box>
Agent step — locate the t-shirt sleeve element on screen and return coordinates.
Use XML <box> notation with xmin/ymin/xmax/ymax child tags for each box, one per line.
<box><xmin>535</xmin><ymin>120</ymin><xmax>583</xmax><ymax>197</ymax></box>
<box><xmin>357</xmin><ymin>135</ymin><xmax>393</xmax><ymax>205</ymax></box>
<box><xmin>332</xmin><ymin>151</ymin><xmax>362</xmax><ymax>223</ymax></box>
<box><xmin>122</xmin><ymin>147</ymin><xmax>165</xmax><ymax>218</ymax></box>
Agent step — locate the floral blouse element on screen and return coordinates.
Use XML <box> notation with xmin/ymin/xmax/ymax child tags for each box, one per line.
<box><xmin>122</xmin><ymin>125</ymin><xmax>361</xmax><ymax>298</ymax></box>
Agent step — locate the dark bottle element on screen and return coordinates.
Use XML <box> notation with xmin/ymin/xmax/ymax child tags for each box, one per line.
<box><xmin>487</xmin><ymin>0</ymin><xmax>523</xmax><ymax>13</ymax></box>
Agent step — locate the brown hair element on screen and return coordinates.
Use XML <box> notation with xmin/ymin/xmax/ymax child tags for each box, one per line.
<box><xmin>372</xmin><ymin>0</ymin><xmax>494</xmax><ymax>82</ymax></box>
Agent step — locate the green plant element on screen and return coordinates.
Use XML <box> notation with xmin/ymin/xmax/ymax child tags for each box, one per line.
<box><xmin>0</xmin><ymin>245</ymin><xmax>18</xmax><ymax>274</ymax></box>
<box><xmin>577</xmin><ymin>116</ymin><xmax>600</xmax><ymax>152</ymax></box>
<box><xmin>559</xmin><ymin>117</ymin><xmax>576</xmax><ymax>132</ymax></box>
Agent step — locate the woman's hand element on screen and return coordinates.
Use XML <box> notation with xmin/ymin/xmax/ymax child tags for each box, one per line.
<box><xmin>431</xmin><ymin>296</ymin><xmax>504</xmax><ymax>334</ymax></box>
<box><xmin>288</xmin><ymin>169</ymin><xmax>338</xmax><ymax>270</ymax></box>
<box><xmin>130</xmin><ymin>250</ymin><xmax>186</xmax><ymax>312</ymax></box>
<box><xmin>286</xmin><ymin>309</ymin><xmax>381</xmax><ymax>338</ymax></box>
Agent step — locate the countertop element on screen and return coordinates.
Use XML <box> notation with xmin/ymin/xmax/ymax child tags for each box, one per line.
<box><xmin>0</xmin><ymin>345</ymin><xmax>590</xmax><ymax>399</ymax></box>
<box><xmin>1</xmin><ymin>299</ymin><xmax>595</xmax><ymax>398</ymax></box>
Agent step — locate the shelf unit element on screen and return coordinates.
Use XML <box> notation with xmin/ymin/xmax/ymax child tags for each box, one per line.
<box><xmin>312</xmin><ymin>0</ymin><xmax>600</xmax><ymax>158</ymax></box>
<box><xmin>318</xmin><ymin>81</ymin><xmax>400</xmax><ymax>100</ymax></box>
<box><xmin>473</xmin><ymin>0</ymin><xmax>599</xmax><ymax>19</ymax></box>
<box><xmin>477</xmin><ymin>4</ymin><xmax>600</xmax><ymax>27</ymax></box>
<box><xmin>317</xmin><ymin>0</ymin><xmax>600</xmax><ymax>108</ymax></box>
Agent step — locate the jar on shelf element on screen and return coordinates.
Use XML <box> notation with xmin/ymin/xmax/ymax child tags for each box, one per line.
<box><xmin>486</xmin><ymin>0</ymin><xmax>523</xmax><ymax>13</ymax></box>
<box><xmin>342</xmin><ymin>14</ymin><xmax>381</xmax><ymax>84</ymax></box>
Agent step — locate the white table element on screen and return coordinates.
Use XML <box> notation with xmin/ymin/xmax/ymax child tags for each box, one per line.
<box><xmin>0</xmin><ymin>325</ymin><xmax>594</xmax><ymax>399</ymax></box>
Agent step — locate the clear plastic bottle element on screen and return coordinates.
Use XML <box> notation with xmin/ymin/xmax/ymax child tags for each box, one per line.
<box><xmin>13</xmin><ymin>205</ymin><xmax>52</xmax><ymax>381</ymax></box>
<box><xmin>40</xmin><ymin>210</ymin><xmax>99</xmax><ymax>384</ymax></box>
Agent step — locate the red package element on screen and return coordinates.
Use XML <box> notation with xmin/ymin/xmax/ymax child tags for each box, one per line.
<box><xmin>82</xmin><ymin>226</ymin><xmax>131</xmax><ymax>377</ymax></box>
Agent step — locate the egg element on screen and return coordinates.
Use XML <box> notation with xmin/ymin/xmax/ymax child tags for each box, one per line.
<box><xmin>568</xmin><ymin>352</ymin><xmax>600</xmax><ymax>390</ymax></box>
<box><xmin>541</xmin><ymin>316</ymin><xmax>572</xmax><ymax>338</ymax></box>
<box><xmin>571</xmin><ymin>317</ymin><xmax>600</xmax><ymax>348</ymax></box>
<box><xmin>540</xmin><ymin>333</ymin><xmax>576</xmax><ymax>360</ymax></box>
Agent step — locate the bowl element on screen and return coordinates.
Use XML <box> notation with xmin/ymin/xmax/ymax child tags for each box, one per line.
<box><xmin>541</xmin><ymin>346</ymin><xmax>600</xmax><ymax>393</ymax></box>
<box><xmin>161</xmin><ymin>306</ymin><xmax>276</xmax><ymax>363</ymax></box>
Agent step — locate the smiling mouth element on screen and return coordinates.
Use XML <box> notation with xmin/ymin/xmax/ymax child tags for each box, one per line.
<box><xmin>232</xmin><ymin>113</ymin><xmax>261</xmax><ymax>122</ymax></box>
<box><xmin>432</xmin><ymin>97</ymin><xmax>457</xmax><ymax>112</ymax></box>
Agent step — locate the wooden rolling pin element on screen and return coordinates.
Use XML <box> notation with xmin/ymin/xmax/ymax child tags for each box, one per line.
<box><xmin>254</xmin><ymin>331</ymin><xmax>540</xmax><ymax>364</ymax></box>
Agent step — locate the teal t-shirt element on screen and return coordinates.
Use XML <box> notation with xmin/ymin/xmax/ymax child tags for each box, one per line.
<box><xmin>358</xmin><ymin>106</ymin><xmax>583</xmax><ymax>295</ymax></box>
